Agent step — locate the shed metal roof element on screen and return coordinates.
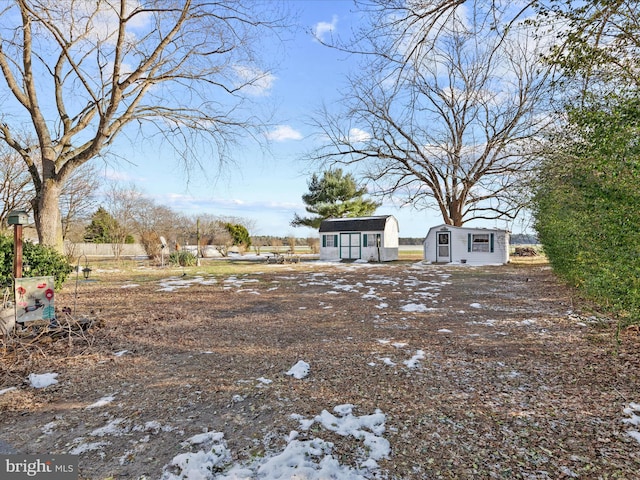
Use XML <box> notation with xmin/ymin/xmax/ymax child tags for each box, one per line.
<box><xmin>425</xmin><ymin>224</ymin><xmax>510</xmax><ymax>237</ymax></box>
<box><xmin>319</xmin><ymin>215</ymin><xmax>394</xmax><ymax>233</ymax></box>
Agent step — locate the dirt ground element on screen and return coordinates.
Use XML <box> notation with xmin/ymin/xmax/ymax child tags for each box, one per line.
<box><xmin>1</xmin><ymin>259</ymin><xmax>639</xmax><ymax>479</ymax></box>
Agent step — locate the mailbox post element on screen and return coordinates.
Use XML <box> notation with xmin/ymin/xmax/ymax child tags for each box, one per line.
<box><xmin>8</xmin><ymin>210</ymin><xmax>29</xmax><ymax>278</ymax></box>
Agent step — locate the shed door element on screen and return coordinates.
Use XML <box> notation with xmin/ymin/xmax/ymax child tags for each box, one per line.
<box><xmin>340</xmin><ymin>233</ymin><xmax>361</xmax><ymax>260</ymax></box>
<box><xmin>436</xmin><ymin>232</ymin><xmax>451</xmax><ymax>262</ymax></box>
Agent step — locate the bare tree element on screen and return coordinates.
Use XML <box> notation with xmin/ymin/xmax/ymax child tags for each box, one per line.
<box><xmin>99</xmin><ymin>182</ymin><xmax>184</xmax><ymax>260</ymax></box>
<box><xmin>102</xmin><ymin>182</ymin><xmax>144</xmax><ymax>258</ymax></box>
<box><xmin>0</xmin><ymin>144</ymin><xmax>33</xmax><ymax>228</ymax></box>
<box><xmin>134</xmin><ymin>202</ymin><xmax>183</xmax><ymax>261</ymax></box>
<box><xmin>0</xmin><ymin>1</ymin><xmax>286</xmax><ymax>251</ymax></box>
<box><xmin>312</xmin><ymin>0</ymin><xmax>552</xmax><ymax>226</ymax></box>
<box><xmin>60</xmin><ymin>163</ymin><xmax>100</xmax><ymax>240</ymax></box>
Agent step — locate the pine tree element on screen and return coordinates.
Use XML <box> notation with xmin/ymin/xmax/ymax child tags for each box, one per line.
<box><xmin>83</xmin><ymin>207</ymin><xmax>120</xmax><ymax>243</ymax></box>
<box><xmin>291</xmin><ymin>169</ymin><xmax>380</xmax><ymax>229</ymax></box>
<box><xmin>225</xmin><ymin>223</ymin><xmax>252</xmax><ymax>248</ymax></box>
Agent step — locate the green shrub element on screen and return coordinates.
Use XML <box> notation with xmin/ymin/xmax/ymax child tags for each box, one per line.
<box><xmin>169</xmin><ymin>251</ymin><xmax>197</xmax><ymax>267</ymax></box>
<box><xmin>534</xmin><ymin>97</ymin><xmax>640</xmax><ymax>331</ymax></box>
<box><xmin>0</xmin><ymin>234</ymin><xmax>72</xmax><ymax>290</ymax></box>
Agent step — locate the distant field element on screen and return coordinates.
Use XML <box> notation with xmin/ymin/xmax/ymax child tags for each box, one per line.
<box><xmin>398</xmin><ymin>245</ymin><xmax>423</xmax><ymax>260</ymax></box>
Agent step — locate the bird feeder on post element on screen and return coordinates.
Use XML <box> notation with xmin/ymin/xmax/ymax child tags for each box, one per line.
<box><xmin>8</xmin><ymin>210</ymin><xmax>29</xmax><ymax>278</ymax></box>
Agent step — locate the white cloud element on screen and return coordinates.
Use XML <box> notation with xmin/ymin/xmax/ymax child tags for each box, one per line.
<box><xmin>48</xmin><ymin>0</ymin><xmax>149</xmax><ymax>45</ymax></box>
<box><xmin>102</xmin><ymin>167</ymin><xmax>134</xmax><ymax>182</ymax></box>
<box><xmin>266</xmin><ymin>125</ymin><xmax>303</xmax><ymax>142</ymax></box>
<box><xmin>348</xmin><ymin>128</ymin><xmax>371</xmax><ymax>143</ymax></box>
<box><xmin>233</xmin><ymin>65</ymin><xmax>276</xmax><ymax>96</ymax></box>
<box><xmin>153</xmin><ymin>192</ymin><xmax>301</xmax><ymax>214</ymax></box>
<box><xmin>314</xmin><ymin>15</ymin><xmax>338</xmax><ymax>42</ymax></box>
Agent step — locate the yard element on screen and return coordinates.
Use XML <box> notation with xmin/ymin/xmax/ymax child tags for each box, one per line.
<box><xmin>1</xmin><ymin>258</ymin><xmax>639</xmax><ymax>479</ymax></box>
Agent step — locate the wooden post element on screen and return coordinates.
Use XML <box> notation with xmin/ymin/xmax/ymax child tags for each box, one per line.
<box><xmin>13</xmin><ymin>223</ymin><xmax>23</xmax><ymax>278</ymax></box>
<box><xmin>196</xmin><ymin>218</ymin><xmax>201</xmax><ymax>266</ymax></box>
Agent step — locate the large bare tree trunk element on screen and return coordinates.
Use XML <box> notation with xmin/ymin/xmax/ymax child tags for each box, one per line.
<box><xmin>31</xmin><ymin>180</ymin><xmax>63</xmax><ymax>252</ymax></box>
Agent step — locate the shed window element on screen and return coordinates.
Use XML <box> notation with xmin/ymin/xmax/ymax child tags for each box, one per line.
<box><xmin>323</xmin><ymin>234</ymin><xmax>338</xmax><ymax>247</ymax></box>
<box><xmin>468</xmin><ymin>233</ymin><xmax>494</xmax><ymax>253</ymax></box>
<box><xmin>363</xmin><ymin>234</ymin><xmax>381</xmax><ymax>247</ymax></box>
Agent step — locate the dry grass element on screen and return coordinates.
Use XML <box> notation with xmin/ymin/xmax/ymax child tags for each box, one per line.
<box><xmin>1</xmin><ymin>260</ymin><xmax>638</xmax><ymax>479</ymax></box>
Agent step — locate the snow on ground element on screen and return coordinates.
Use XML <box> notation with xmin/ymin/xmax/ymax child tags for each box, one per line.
<box><xmin>286</xmin><ymin>360</ymin><xmax>310</xmax><ymax>379</ymax></box>
<box><xmin>85</xmin><ymin>395</ymin><xmax>116</xmax><ymax>409</ymax></box>
<box><xmin>623</xmin><ymin>403</ymin><xmax>640</xmax><ymax>444</ymax></box>
<box><xmin>28</xmin><ymin>373</ymin><xmax>58</xmax><ymax>389</ymax></box>
<box><xmin>4</xmin><ymin>260</ymin><xmax>637</xmax><ymax>477</ymax></box>
<box><xmin>161</xmin><ymin>404</ymin><xmax>389</xmax><ymax>480</ymax></box>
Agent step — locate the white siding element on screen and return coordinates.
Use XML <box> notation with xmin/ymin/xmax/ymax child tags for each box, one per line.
<box><xmin>423</xmin><ymin>226</ymin><xmax>509</xmax><ymax>265</ymax></box>
<box><xmin>318</xmin><ymin>216</ymin><xmax>399</xmax><ymax>262</ymax></box>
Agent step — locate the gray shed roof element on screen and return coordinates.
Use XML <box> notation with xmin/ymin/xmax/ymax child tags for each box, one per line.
<box><xmin>319</xmin><ymin>215</ymin><xmax>394</xmax><ymax>233</ymax></box>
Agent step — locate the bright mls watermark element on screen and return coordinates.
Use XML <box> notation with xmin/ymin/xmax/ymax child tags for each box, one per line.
<box><xmin>0</xmin><ymin>455</ymin><xmax>77</xmax><ymax>479</ymax></box>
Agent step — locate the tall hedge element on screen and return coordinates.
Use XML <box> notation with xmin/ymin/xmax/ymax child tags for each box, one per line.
<box><xmin>533</xmin><ymin>97</ymin><xmax>640</xmax><ymax>329</ymax></box>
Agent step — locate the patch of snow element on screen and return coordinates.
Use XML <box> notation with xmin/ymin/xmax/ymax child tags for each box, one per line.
<box><xmin>628</xmin><ymin>431</ymin><xmax>640</xmax><ymax>443</ymax></box>
<box><xmin>86</xmin><ymin>395</ymin><xmax>116</xmax><ymax>409</ymax></box>
<box><xmin>42</xmin><ymin>421</ymin><xmax>57</xmax><ymax>434</ymax></box>
<box><xmin>157</xmin><ymin>276</ymin><xmax>205</xmax><ymax>292</ymax></box>
<box><xmin>68</xmin><ymin>441</ymin><xmax>110</xmax><ymax>455</ymax></box>
<box><xmin>162</xmin><ymin>432</ymin><xmax>231</xmax><ymax>480</ymax></box>
<box><xmin>378</xmin><ymin>357</ymin><xmax>396</xmax><ymax>366</ymax></box>
<box><xmin>132</xmin><ymin>421</ymin><xmax>169</xmax><ymax>434</ymax></box>
<box><xmin>623</xmin><ymin>402</ymin><xmax>640</xmax><ymax>444</ymax></box>
<box><xmin>403</xmin><ymin>350</ymin><xmax>425</xmax><ymax>369</ymax></box>
<box><xmin>401</xmin><ymin>303</ymin><xmax>433</xmax><ymax>313</ymax></box>
<box><xmin>91</xmin><ymin>418</ymin><xmax>128</xmax><ymax>437</ymax></box>
<box><xmin>309</xmin><ymin>405</ymin><xmax>389</xmax><ymax>461</ymax></box>
<box><xmin>28</xmin><ymin>373</ymin><xmax>58</xmax><ymax>389</ymax></box>
<box><xmin>286</xmin><ymin>360</ymin><xmax>310</xmax><ymax>379</ymax></box>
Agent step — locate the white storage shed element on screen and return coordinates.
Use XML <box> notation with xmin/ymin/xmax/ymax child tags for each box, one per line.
<box><xmin>423</xmin><ymin>224</ymin><xmax>510</xmax><ymax>265</ymax></box>
<box><xmin>319</xmin><ymin>215</ymin><xmax>399</xmax><ymax>262</ymax></box>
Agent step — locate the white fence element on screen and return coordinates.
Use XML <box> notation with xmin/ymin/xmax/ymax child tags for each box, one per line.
<box><xmin>65</xmin><ymin>242</ymin><xmax>148</xmax><ymax>258</ymax></box>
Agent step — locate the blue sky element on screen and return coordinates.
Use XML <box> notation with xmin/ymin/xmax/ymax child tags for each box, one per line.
<box><xmin>103</xmin><ymin>1</ymin><xmax>528</xmax><ymax>239</ymax></box>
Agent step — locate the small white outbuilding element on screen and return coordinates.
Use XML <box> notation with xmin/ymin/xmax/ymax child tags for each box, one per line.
<box><xmin>319</xmin><ymin>215</ymin><xmax>399</xmax><ymax>262</ymax></box>
<box><xmin>423</xmin><ymin>224</ymin><xmax>510</xmax><ymax>265</ymax></box>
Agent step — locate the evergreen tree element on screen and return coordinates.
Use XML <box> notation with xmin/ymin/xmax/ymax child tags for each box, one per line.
<box><xmin>84</xmin><ymin>207</ymin><xmax>120</xmax><ymax>243</ymax></box>
<box><xmin>291</xmin><ymin>169</ymin><xmax>380</xmax><ymax>229</ymax></box>
<box><xmin>225</xmin><ymin>223</ymin><xmax>252</xmax><ymax>248</ymax></box>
